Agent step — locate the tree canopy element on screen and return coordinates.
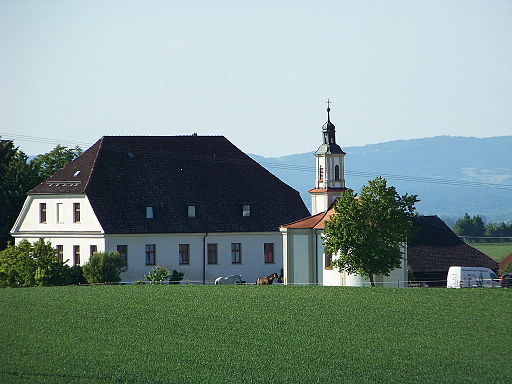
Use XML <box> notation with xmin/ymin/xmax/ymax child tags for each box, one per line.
<box><xmin>0</xmin><ymin>141</ymin><xmax>39</xmax><ymax>249</ymax></box>
<box><xmin>31</xmin><ymin>144</ymin><xmax>82</xmax><ymax>181</ymax></box>
<box><xmin>0</xmin><ymin>239</ymin><xmax>71</xmax><ymax>287</ymax></box>
<box><xmin>323</xmin><ymin>177</ymin><xmax>418</xmax><ymax>286</ymax></box>
<box><xmin>453</xmin><ymin>213</ymin><xmax>485</xmax><ymax>238</ymax></box>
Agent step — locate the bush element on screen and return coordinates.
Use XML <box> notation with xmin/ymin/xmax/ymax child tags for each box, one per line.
<box><xmin>69</xmin><ymin>265</ymin><xmax>87</xmax><ymax>285</ymax></box>
<box><xmin>0</xmin><ymin>239</ymin><xmax>70</xmax><ymax>287</ymax></box>
<box><xmin>169</xmin><ymin>269</ymin><xmax>184</xmax><ymax>284</ymax></box>
<box><xmin>145</xmin><ymin>266</ymin><xmax>171</xmax><ymax>284</ymax></box>
<box><xmin>82</xmin><ymin>252</ymin><xmax>127</xmax><ymax>284</ymax></box>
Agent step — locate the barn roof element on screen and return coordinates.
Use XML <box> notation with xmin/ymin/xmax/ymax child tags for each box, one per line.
<box><xmin>408</xmin><ymin>216</ymin><xmax>499</xmax><ymax>273</ymax></box>
<box><xmin>30</xmin><ymin>136</ymin><xmax>310</xmax><ymax>234</ymax></box>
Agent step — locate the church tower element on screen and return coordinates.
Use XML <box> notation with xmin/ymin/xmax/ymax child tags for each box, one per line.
<box><xmin>309</xmin><ymin>101</ymin><xmax>347</xmax><ymax>215</ymax></box>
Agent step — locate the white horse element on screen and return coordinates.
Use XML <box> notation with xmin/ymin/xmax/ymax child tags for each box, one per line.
<box><xmin>214</xmin><ymin>274</ymin><xmax>243</xmax><ymax>285</ymax></box>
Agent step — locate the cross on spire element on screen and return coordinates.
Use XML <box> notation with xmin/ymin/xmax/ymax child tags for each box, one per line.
<box><xmin>326</xmin><ymin>99</ymin><xmax>332</xmax><ymax>121</ymax></box>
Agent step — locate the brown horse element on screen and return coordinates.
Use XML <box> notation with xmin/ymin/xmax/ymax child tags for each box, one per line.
<box><xmin>256</xmin><ymin>273</ymin><xmax>279</xmax><ymax>285</ymax></box>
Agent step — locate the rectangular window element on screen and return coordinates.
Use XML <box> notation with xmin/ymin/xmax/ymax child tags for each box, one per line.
<box><xmin>264</xmin><ymin>243</ymin><xmax>274</xmax><ymax>264</ymax></box>
<box><xmin>242</xmin><ymin>204</ymin><xmax>250</xmax><ymax>217</ymax></box>
<box><xmin>73</xmin><ymin>245</ymin><xmax>80</xmax><ymax>266</ymax></box>
<box><xmin>146</xmin><ymin>206</ymin><xmax>154</xmax><ymax>219</ymax></box>
<box><xmin>319</xmin><ymin>166</ymin><xmax>324</xmax><ymax>181</ymax></box>
<box><xmin>56</xmin><ymin>245</ymin><xmax>63</xmax><ymax>262</ymax></box>
<box><xmin>39</xmin><ymin>203</ymin><xmax>47</xmax><ymax>223</ymax></box>
<box><xmin>231</xmin><ymin>243</ymin><xmax>241</xmax><ymax>264</ymax></box>
<box><xmin>145</xmin><ymin>244</ymin><xmax>156</xmax><ymax>265</ymax></box>
<box><xmin>73</xmin><ymin>203</ymin><xmax>80</xmax><ymax>223</ymax></box>
<box><xmin>90</xmin><ymin>245</ymin><xmax>97</xmax><ymax>257</ymax></box>
<box><xmin>179</xmin><ymin>244</ymin><xmax>190</xmax><ymax>265</ymax></box>
<box><xmin>325</xmin><ymin>252</ymin><xmax>332</xmax><ymax>269</ymax></box>
<box><xmin>57</xmin><ymin>203</ymin><xmax>64</xmax><ymax>223</ymax></box>
<box><xmin>207</xmin><ymin>243</ymin><xmax>218</xmax><ymax>264</ymax></box>
<box><xmin>117</xmin><ymin>245</ymin><xmax>128</xmax><ymax>264</ymax></box>
<box><xmin>188</xmin><ymin>205</ymin><xmax>196</xmax><ymax>218</ymax></box>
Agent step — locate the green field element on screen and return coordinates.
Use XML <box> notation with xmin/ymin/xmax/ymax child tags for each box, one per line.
<box><xmin>468</xmin><ymin>241</ymin><xmax>512</xmax><ymax>262</ymax></box>
<box><xmin>1</xmin><ymin>286</ymin><xmax>510</xmax><ymax>384</ymax></box>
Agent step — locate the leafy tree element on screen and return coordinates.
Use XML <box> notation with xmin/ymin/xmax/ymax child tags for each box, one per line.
<box><xmin>82</xmin><ymin>251</ymin><xmax>127</xmax><ymax>283</ymax></box>
<box><xmin>0</xmin><ymin>240</ymin><xmax>36</xmax><ymax>287</ymax></box>
<box><xmin>323</xmin><ymin>177</ymin><xmax>418</xmax><ymax>287</ymax></box>
<box><xmin>145</xmin><ymin>265</ymin><xmax>171</xmax><ymax>284</ymax></box>
<box><xmin>453</xmin><ymin>213</ymin><xmax>485</xmax><ymax>238</ymax></box>
<box><xmin>0</xmin><ymin>239</ymin><xmax>70</xmax><ymax>287</ymax></box>
<box><xmin>0</xmin><ymin>140</ymin><xmax>39</xmax><ymax>249</ymax></box>
<box><xmin>30</xmin><ymin>144</ymin><xmax>82</xmax><ymax>181</ymax></box>
<box><xmin>485</xmin><ymin>222</ymin><xmax>512</xmax><ymax>240</ymax></box>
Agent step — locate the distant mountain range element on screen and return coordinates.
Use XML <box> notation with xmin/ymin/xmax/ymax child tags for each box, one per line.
<box><xmin>250</xmin><ymin>136</ymin><xmax>512</xmax><ymax>226</ymax></box>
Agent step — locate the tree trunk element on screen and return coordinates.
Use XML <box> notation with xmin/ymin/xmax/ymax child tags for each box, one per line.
<box><xmin>369</xmin><ymin>274</ymin><xmax>375</xmax><ymax>287</ymax></box>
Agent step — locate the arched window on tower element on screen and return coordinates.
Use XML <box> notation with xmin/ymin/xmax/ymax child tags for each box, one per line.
<box><xmin>319</xmin><ymin>166</ymin><xmax>324</xmax><ymax>181</ymax></box>
<box><xmin>335</xmin><ymin>165</ymin><xmax>340</xmax><ymax>180</ymax></box>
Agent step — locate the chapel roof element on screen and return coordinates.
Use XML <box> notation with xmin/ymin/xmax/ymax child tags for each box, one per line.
<box><xmin>281</xmin><ymin>205</ymin><xmax>336</xmax><ymax>230</ymax></box>
<box><xmin>29</xmin><ymin>136</ymin><xmax>310</xmax><ymax>234</ymax></box>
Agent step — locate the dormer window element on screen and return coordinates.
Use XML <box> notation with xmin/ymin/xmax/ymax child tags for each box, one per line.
<box><xmin>146</xmin><ymin>206</ymin><xmax>154</xmax><ymax>219</ymax></box>
<box><xmin>188</xmin><ymin>205</ymin><xmax>196</xmax><ymax>218</ymax></box>
<box><xmin>73</xmin><ymin>170</ymin><xmax>80</xmax><ymax>177</ymax></box>
<box><xmin>242</xmin><ymin>204</ymin><xmax>251</xmax><ymax>217</ymax></box>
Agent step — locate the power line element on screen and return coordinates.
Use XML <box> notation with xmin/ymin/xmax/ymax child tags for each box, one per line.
<box><xmin>2</xmin><ymin>132</ymin><xmax>512</xmax><ymax>191</ymax></box>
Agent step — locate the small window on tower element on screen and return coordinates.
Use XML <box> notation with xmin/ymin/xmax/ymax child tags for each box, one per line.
<box><xmin>242</xmin><ymin>204</ymin><xmax>250</xmax><ymax>217</ymax></box>
<box><xmin>335</xmin><ymin>165</ymin><xmax>340</xmax><ymax>180</ymax></box>
<box><xmin>319</xmin><ymin>166</ymin><xmax>324</xmax><ymax>181</ymax></box>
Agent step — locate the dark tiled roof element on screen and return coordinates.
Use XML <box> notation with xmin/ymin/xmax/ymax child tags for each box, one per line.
<box><xmin>408</xmin><ymin>216</ymin><xmax>499</xmax><ymax>272</ymax></box>
<box><xmin>31</xmin><ymin>136</ymin><xmax>310</xmax><ymax>234</ymax></box>
<box><xmin>30</xmin><ymin>140</ymin><xmax>102</xmax><ymax>194</ymax></box>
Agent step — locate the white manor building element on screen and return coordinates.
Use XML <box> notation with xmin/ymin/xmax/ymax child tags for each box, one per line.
<box><xmin>280</xmin><ymin>106</ymin><xmax>408</xmax><ymax>287</ymax></box>
<box><xmin>11</xmin><ymin>135</ymin><xmax>309</xmax><ymax>283</ymax></box>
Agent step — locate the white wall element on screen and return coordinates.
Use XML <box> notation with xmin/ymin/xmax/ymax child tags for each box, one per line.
<box><xmin>321</xmin><ymin>243</ymin><xmax>408</xmax><ymax>287</ymax></box>
<box><xmin>281</xmin><ymin>228</ymin><xmax>316</xmax><ymax>285</ymax></box>
<box><xmin>105</xmin><ymin>232</ymin><xmax>283</xmax><ymax>283</ymax></box>
<box><xmin>13</xmin><ymin>195</ymin><xmax>104</xmax><ymax>234</ymax></box>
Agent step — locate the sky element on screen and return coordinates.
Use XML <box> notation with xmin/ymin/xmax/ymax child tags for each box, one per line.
<box><xmin>1</xmin><ymin>0</ymin><xmax>511</xmax><ymax>157</ymax></box>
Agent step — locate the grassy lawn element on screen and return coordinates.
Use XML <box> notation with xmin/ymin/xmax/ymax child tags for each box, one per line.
<box><xmin>468</xmin><ymin>241</ymin><xmax>512</xmax><ymax>262</ymax></box>
<box><xmin>0</xmin><ymin>285</ymin><xmax>510</xmax><ymax>384</ymax></box>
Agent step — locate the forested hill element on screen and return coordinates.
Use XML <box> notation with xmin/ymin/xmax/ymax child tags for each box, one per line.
<box><xmin>250</xmin><ymin>136</ymin><xmax>512</xmax><ymax>225</ymax></box>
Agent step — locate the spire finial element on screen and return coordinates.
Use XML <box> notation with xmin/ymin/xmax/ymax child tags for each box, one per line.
<box><xmin>326</xmin><ymin>99</ymin><xmax>331</xmax><ymax>121</ymax></box>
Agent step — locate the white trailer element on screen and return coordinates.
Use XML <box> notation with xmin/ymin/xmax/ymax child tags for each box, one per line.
<box><xmin>447</xmin><ymin>266</ymin><xmax>501</xmax><ymax>288</ymax></box>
